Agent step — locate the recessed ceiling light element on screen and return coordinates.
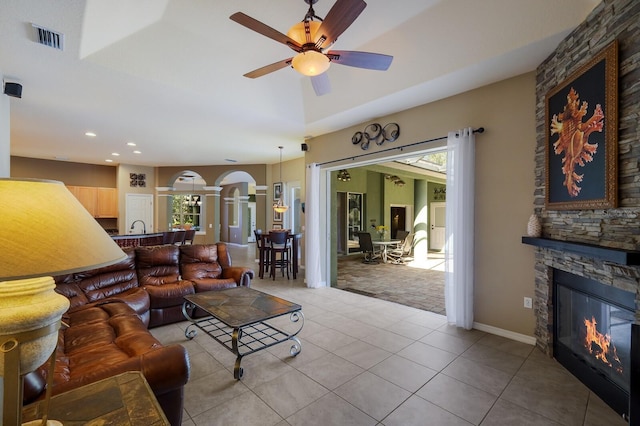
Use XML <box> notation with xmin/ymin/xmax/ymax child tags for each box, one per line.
<box><xmin>85</xmin><ymin>132</ymin><xmax>96</xmax><ymax>137</ymax></box>
<box><xmin>111</xmin><ymin>152</ymin><xmax>120</xmax><ymax>156</ymax></box>
<box><xmin>105</xmin><ymin>159</ymin><xmax>113</xmax><ymax>163</ymax></box>
<box><xmin>133</xmin><ymin>150</ymin><xmax>141</xmax><ymax>154</ymax></box>
<box><xmin>127</xmin><ymin>142</ymin><xmax>136</xmax><ymax>146</ymax></box>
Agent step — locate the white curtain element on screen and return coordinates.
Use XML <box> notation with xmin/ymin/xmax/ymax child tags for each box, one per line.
<box><xmin>444</xmin><ymin>127</ymin><xmax>475</xmax><ymax>329</ymax></box>
<box><xmin>305</xmin><ymin>163</ymin><xmax>324</xmax><ymax>288</ymax></box>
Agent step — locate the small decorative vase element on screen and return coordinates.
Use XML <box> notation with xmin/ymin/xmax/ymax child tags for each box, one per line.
<box><xmin>527</xmin><ymin>214</ymin><xmax>541</xmax><ymax>237</ymax></box>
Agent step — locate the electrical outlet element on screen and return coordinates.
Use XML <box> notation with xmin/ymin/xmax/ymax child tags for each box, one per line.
<box><xmin>524</xmin><ymin>297</ymin><xmax>533</xmax><ymax>309</ymax></box>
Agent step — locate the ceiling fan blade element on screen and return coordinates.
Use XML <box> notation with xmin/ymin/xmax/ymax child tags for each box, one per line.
<box><xmin>311</xmin><ymin>73</ymin><xmax>331</xmax><ymax>96</ymax></box>
<box><xmin>243</xmin><ymin>59</ymin><xmax>293</xmax><ymax>79</ymax></box>
<box><xmin>315</xmin><ymin>0</ymin><xmax>366</xmax><ymax>49</ymax></box>
<box><xmin>326</xmin><ymin>50</ymin><xmax>393</xmax><ymax>70</ymax></box>
<box><xmin>230</xmin><ymin>12</ymin><xmax>302</xmax><ymax>52</ymax></box>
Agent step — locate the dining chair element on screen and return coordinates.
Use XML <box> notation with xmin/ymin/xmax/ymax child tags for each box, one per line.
<box><xmin>254</xmin><ymin>229</ymin><xmax>270</xmax><ymax>279</ymax></box>
<box><xmin>269</xmin><ymin>230</ymin><xmax>290</xmax><ymax>279</ymax></box>
<box><xmin>356</xmin><ymin>232</ymin><xmax>380</xmax><ymax>264</ymax></box>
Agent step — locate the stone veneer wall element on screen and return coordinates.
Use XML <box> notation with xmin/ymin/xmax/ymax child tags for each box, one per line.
<box><xmin>533</xmin><ymin>0</ymin><xmax>640</xmax><ymax>355</ymax></box>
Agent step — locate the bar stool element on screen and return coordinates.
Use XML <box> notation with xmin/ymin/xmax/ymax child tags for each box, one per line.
<box><xmin>162</xmin><ymin>231</ymin><xmax>176</xmax><ymax>244</ymax></box>
<box><xmin>173</xmin><ymin>230</ymin><xmax>186</xmax><ymax>245</ymax></box>
<box><xmin>269</xmin><ymin>230</ymin><xmax>290</xmax><ymax>280</ymax></box>
<box><xmin>184</xmin><ymin>229</ymin><xmax>196</xmax><ymax>244</ymax></box>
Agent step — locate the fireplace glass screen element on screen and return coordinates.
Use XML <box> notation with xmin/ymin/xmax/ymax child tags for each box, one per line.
<box><xmin>556</xmin><ymin>284</ymin><xmax>632</xmax><ymax>391</ymax></box>
<box><xmin>554</xmin><ymin>269</ymin><xmax>635</xmax><ymax>416</ymax></box>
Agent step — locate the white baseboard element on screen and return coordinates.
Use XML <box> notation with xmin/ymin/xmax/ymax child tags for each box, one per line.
<box><xmin>473</xmin><ymin>322</ymin><xmax>536</xmax><ymax>345</ymax></box>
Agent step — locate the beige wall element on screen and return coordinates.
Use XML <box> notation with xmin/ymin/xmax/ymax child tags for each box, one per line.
<box><xmin>117</xmin><ymin>164</ymin><xmax>156</xmax><ymax>234</ymax></box>
<box><xmin>11</xmin><ymin>156</ymin><xmax>117</xmax><ymax>187</ymax></box>
<box><xmin>305</xmin><ymin>72</ymin><xmax>537</xmax><ymax>337</ymax></box>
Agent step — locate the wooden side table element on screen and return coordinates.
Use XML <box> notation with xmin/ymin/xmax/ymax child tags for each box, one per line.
<box><xmin>22</xmin><ymin>372</ymin><xmax>169</xmax><ymax>425</ymax></box>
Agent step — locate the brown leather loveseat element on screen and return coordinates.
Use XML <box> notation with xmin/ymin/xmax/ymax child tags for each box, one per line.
<box><xmin>24</xmin><ymin>242</ymin><xmax>253</xmax><ymax>426</ymax></box>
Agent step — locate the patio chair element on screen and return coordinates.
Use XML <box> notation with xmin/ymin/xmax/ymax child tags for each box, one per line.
<box><xmin>395</xmin><ymin>230</ymin><xmax>409</xmax><ymax>247</ymax></box>
<box><xmin>387</xmin><ymin>233</ymin><xmax>414</xmax><ymax>264</ymax></box>
<box><xmin>356</xmin><ymin>232</ymin><xmax>380</xmax><ymax>264</ymax></box>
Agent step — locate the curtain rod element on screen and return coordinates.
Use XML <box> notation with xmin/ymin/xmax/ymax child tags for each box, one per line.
<box><xmin>317</xmin><ymin>127</ymin><xmax>485</xmax><ymax>167</ymax></box>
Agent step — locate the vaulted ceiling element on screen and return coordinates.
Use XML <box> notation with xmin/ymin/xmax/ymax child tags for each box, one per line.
<box><xmin>0</xmin><ymin>0</ymin><xmax>599</xmax><ymax>166</ymax></box>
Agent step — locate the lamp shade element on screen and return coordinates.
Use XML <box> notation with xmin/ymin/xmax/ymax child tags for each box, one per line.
<box><xmin>287</xmin><ymin>21</ymin><xmax>321</xmax><ymax>45</ymax></box>
<box><xmin>0</xmin><ymin>178</ymin><xmax>126</xmax><ymax>280</ymax></box>
<box><xmin>291</xmin><ymin>51</ymin><xmax>330</xmax><ymax>77</ymax></box>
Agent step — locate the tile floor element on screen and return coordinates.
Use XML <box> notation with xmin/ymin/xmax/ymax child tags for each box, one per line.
<box><xmin>150</xmin><ymin>244</ymin><xmax>627</xmax><ymax>426</ymax></box>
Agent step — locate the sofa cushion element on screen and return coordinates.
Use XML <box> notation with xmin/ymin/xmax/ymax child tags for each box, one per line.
<box><xmin>179</xmin><ymin>244</ymin><xmax>223</xmax><ymax>279</ymax></box>
<box><xmin>54</xmin><ymin>280</ymin><xmax>90</xmax><ymax>311</ymax></box>
<box><xmin>144</xmin><ymin>281</ymin><xmax>195</xmax><ymax>308</ymax></box>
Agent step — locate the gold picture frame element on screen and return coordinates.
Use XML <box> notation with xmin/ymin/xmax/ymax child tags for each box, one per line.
<box><xmin>545</xmin><ymin>40</ymin><xmax>618</xmax><ymax>210</ymax></box>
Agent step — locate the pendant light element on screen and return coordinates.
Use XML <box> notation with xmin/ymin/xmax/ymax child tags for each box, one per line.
<box><xmin>273</xmin><ymin>146</ymin><xmax>289</xmax><ymax>213</ymax></box>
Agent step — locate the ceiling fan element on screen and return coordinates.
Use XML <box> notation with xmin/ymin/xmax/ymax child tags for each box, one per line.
<box><xmin>230</xmin><ymin>0</ymin><xmax>393</xmax><ymax>96</ymax></box>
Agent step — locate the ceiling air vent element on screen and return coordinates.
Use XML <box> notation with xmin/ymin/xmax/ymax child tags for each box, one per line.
<box><xmin>31</xmin><ymin>24</ymin><xmax>64</xmax><ymax>51</ymax></box>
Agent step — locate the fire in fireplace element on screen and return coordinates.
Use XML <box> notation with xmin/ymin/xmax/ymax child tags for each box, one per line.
<box><xmin>553</xmin><ymin>269</ymin><xmax>635</xmax><ymax>419</ymax></box>
<box><xmin>583</xmin><ymin>315</ymin><xmax>624</xmax><ymax>373</ymax></box>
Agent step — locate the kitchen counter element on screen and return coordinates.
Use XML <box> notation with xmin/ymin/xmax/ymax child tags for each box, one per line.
<box><xmin>111</xmin><ymin>233</ymin><xmax>163</xmax><ymax>248</ymax></box>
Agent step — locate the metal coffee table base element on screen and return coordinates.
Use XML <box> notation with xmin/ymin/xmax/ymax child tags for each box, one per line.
<box><xmin>182</xmin><ymin>304</ymin><xmax>304</xmax><ymax>379</ymax></box>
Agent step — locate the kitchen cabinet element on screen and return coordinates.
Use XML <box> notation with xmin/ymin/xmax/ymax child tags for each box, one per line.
<box><xmin>96</xmin><ymin>187</ymin><xmax>118</xmax><ymax>218</ymax></box>
<box><xmin>67</xmin><ymin>186</ymin><xmax>118</xmax><ymax>218</ymax></box>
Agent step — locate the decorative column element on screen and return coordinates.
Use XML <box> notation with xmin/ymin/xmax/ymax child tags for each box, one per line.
<box><xmin>414</xmin><ymin>180</ymin><xmax>429</xmax><ymax>265</ymax></box>
<box><xmin>155</xmin><ymin>186</ymin><xmax>174</xmax><ymax>231</ymax></box>
<box><xmin>255</xmin><ymin>185</ymin><xmax>268</xmax><ymax>231</ymax></box>
<box><xmin>221</xmin><ymin>195</ymin><xmax>234</xmax><ymax>242</ymax></box>
<box><xmin>239</xmin><ymin>195</ymin><xmax>250</xmax><ymax>244</ymax></box>
<box><xmin>204</xmin><ymin>186</ymin><xmax>221</xmax><ymax>244</ymax></box>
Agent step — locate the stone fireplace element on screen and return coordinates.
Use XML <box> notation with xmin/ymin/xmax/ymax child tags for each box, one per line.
<box><xmin>530</xmin><ymin>0</ymin><xmax>640</xmax><ymax>419</ymax></box>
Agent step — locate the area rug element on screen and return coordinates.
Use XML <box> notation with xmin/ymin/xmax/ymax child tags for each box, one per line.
<box><xmin>336</xmin><ymin>255</ymin><xmax>446</xmax><ymax>315</ymax></box>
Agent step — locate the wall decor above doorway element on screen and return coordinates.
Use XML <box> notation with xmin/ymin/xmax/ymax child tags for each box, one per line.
<box><xmin>351</xmin><ymin>122</ymin><xmax>400</xmax><ymax>150</ymax></box>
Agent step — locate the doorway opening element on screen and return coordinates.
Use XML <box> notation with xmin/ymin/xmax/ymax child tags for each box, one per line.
<box><xmin>330</xmin><ymin>148</ymin><xmax>448</xmax><ymax>315</ymax></box>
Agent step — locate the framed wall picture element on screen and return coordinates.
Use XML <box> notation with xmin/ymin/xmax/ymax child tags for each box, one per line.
<box><xmin>272</xmin><ymin>224</ymin><xmax>282</xmax><ymax>230</ymax></box>
<box><xmin>273</xmin><ymin>182</ymin><xmax>283</xmax><ymax>201</ymax></box>
<box><xmin>545</xmin><ymin>40</ymin><xmax>618</xmax><ymax>210</ymax></box>
<box><xmin>273</xmin><ymin>209</ymin><xmax>282</xmax><ymax>222</ymax></box>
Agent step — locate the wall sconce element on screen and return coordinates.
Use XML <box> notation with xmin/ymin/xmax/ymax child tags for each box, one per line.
<box><xmin>385</xmin><ymin>174</ymin><xmax>405</xmax><ymax>187</ymax></box>
<box><xmin>337</xmin><ymin>169</ymin><xmax>351</xmax><ymax>182</ymax></box>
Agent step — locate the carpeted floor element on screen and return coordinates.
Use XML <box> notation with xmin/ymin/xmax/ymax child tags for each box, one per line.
<box><xmin>336</xmin><ymin>252</ymin><xmax>446</xmax><ymax>315</ymax></box>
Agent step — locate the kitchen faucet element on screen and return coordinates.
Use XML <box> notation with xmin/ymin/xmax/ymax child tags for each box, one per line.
<box><xmin>130</xmin><ymin>220</ymin><xmax>146</xmax><ymax>234</ymax></box>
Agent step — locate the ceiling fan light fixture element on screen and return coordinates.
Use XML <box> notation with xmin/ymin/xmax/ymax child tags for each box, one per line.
<box><xmin>287</xmin><ymin>20</ymin><xmax>321</xmax><ymax>45</ymax></box>
<box><xmin>292</xmin><ymin>50</ymin><xmax>330</xmax><ymax>76</ymax></box>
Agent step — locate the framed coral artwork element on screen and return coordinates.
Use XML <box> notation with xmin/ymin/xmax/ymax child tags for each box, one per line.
<box><xmin>545</xmin><ymin>40</ymin><xmax>618</xmax><ymax>210</ymax></box>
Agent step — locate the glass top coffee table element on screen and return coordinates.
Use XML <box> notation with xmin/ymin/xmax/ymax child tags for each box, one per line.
<box><xmin>182</xmin><ymin>287</ymin><xmax>304</xmax><ymax>379</ymax></box>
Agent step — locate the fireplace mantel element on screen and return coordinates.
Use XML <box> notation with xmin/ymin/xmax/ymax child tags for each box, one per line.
<box><xmin>522</xmin><ymin>237</ymin><xmax>640</xmax><ymax>266</ymax></box>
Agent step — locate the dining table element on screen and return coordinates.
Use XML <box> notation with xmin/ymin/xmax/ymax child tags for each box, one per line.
<box><xmin>372</xmin><ymin>239</ymin><xmax>401</xmax><ymax>263</ymax></box>
<box><xmin>257</xmin><ymin>232</ymin><xmax>302</xmax><ymax>279</ymax></box>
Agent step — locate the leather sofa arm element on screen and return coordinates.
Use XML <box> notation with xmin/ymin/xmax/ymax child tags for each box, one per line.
<box><xmin>140</xmin><ymin>344</ymin><xmax>191</xmax><ymax>395</ymax></box>
<box><xmin>222</xmin><ymin>266</ymin><xmax>254</xmax><ymax>287</ymax></box>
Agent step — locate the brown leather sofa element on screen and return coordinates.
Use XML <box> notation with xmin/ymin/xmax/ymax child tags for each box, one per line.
<box><xmin>23</xmin><ymin>242</ymin><xmax>254</xmax><ymax>426</ymax></box>
<box><xmin>136</xmin><ymin>244</ymin><xmax>197</xmax><ymax>327</ymax></box>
